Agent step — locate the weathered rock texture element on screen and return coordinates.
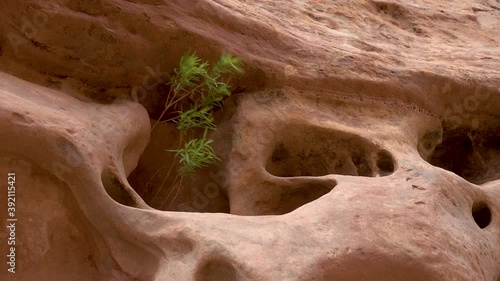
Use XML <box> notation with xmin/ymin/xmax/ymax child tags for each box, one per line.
<box><xmin>0</xmin><ymin>0</ymin><xmax>500</xmax><ymax>280</ymax></box>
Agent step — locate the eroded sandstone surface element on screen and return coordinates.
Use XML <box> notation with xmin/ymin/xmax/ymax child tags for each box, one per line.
<box><xmin>0</xmin><ymin>0</ymin><xmax>500</xmax><ymax>280</ymax></box>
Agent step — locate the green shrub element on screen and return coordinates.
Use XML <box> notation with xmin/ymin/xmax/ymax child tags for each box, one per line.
<box><xmin>156</xmin><ymin>52</ymin><xmax>244</xmax><ymax>176</ymax></box>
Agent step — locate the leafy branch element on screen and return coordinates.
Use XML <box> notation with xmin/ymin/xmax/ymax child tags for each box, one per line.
<box><xmin>156</xmin><ymin>51</ymin><xmax>244</xmax><ymax>176</ymax></box>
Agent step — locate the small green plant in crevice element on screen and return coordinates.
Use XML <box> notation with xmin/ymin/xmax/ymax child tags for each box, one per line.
<box><xmin>150</xmin><ymin>51</ymin><xmax>243</xmax><ymax>208</ymax></box>
<box><xmin>169</xmin><ymin>129</ymin><xmax>219</xmax><ymax>176</ymax></box>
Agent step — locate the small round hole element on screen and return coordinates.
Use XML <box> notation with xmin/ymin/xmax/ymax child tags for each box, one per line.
<box><xmin>472</xmin><ymin>202</ymin><xmax>492</xmax><ymax>229</ymax></box>
<box><xmin>376</xmin><ymin>150</ymin><xmax>395</xmax><ymax>176</ymax></box>
<box><xmin>196</xmin><ymin>259</ymin><xmax>240</xmax><ymax>281</ymax></box>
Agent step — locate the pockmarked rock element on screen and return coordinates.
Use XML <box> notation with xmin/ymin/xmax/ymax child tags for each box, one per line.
<box><xmin>0</xmin><ymin>0</ymin><xmax>500</xmax><ymax>280</ymax></box>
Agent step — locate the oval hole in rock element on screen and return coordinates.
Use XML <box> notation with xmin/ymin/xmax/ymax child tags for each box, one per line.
<box><xmin>127</xmin><ymin>121</ymin><xmax>230</xmax><ymax>213</ymax></box>
<box><xmin>102</xmin><ymin>169</ymin><xmax>137</xmax><ymax>207</ymax></box>
<box><xmin>196</xmin><ymin>259</ymin><xmax>240</xmax><ymax>281</ymax></box>
<box><xmin>424</xmin><ymin>126</ymin><xmax>500</xmax><ymax>184</ymax></box>
<box><xmin>274</xmin><ymin>180</ymin><xmax>336</xmax><ymax>215</ymax></box>
<box><xmin>265</xmin><ymin>126</ymin><xmax>396</xmax><ymax>178</ymax></box>
<box><xmin>376</xmin><ymin>149</ymin><xmax>395</xmax><ymax>176</ymax></box>
<box><xmin>472</xmin><ymin>201</ymin><xmax>492</xmax><ymax>229</ymax></box>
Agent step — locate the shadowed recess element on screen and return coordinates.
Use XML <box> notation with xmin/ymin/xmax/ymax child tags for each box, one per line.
<box><xmin>275</xmin><ymin>179</ymin><xmax>337</xmax><ymax>214</ymax></box>
<box><xmin>425</xmin><ymin>126</ymin><xmax>500</xmax><ymax>184</ymax></box>
<box><xmin>376</xmin><ymin>149</ymin><xmax>395</xmax><ymax>176</ymax></box>
<box><xmin>196</xmin><ymin>259</ymin><xmax>241</xmax><ymax>281</ymax></box>
<box><xmin>265</xmin><ymin>125</ymin><xmax>396</xmax><ymax>178</ymax></box>
<box><xmin>127</xmin><ymin>121</ymin><xmax>231</xmax><ymax>213</ymax></box>
<box><xmin>102</xmin><ymin>168</ymin><xmax>141</xmax><ymax>207</ymax></box>
<box><xmin>472</xmin><ymin>201</ymin><xmax>492</xmax><ymax>229</ymax></box>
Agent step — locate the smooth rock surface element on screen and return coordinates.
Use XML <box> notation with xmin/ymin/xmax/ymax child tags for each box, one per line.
<box><xmin>0</xmin><ymin>0</ymin><xmax>499</xmax><ymax>280</ymax></box>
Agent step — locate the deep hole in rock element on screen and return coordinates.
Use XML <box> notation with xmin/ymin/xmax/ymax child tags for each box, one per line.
<box><xmin>196</xmin><ymin>259</ymin><xmax>240</xmax><ymax>281</ymax></box>
<box><xmin>424</xmin><ymin>126</ymin><xmax>500</xmax><ymax>184</ymax></box>
<box><xmin>128</xmin><ymin>109</ymin><xmax>232</xmax><ymax>213</ymax></box>
<box><xmin>102</xmin><ymin>169</ymin><xmax>137</xmax><ymax>207</ymax></box>
<box><xmin>472</xmin><ymin>201</ymin><xmax>492</xmax><ymax>229</ymax></box>
<box><xmin>376</xmin><ymin>149</ymin><xmax>395</xmax><ymax>176</ymax></box>
<box><xmin>275</xmin><ymin>180</ymin><xmax>336</xmax><ymax>215</ymax></box>
<box><xmin>372</xmin><ymin>1</ymin><xmax>406</xmax><ymax>17</ymax></box>
<box><xmin>265</xmin><ymin>125</ymin><xmax>396</xmax><ymax>178</ymax></box>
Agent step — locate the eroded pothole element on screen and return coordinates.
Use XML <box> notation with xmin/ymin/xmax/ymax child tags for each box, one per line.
<box><xmin>265</xmin><ymin>125</ymin><xmax>396</xmax><ymax>178</ymax></box>
<box><xmin>422</xmin><ymin>126</ymin><xmax>500</xmax><ymax>184</ymax></box>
